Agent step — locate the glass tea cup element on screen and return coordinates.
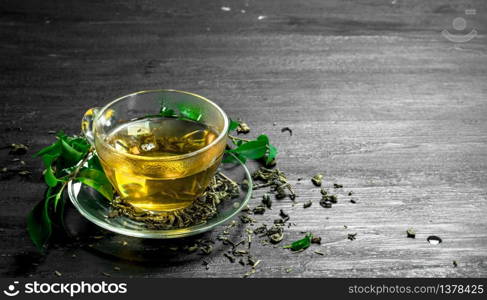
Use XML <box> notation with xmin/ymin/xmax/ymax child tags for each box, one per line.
<box><xmin>82</xmin><ymin>90</ymin><xmax>229</xmax><ymax>213</ymax></box>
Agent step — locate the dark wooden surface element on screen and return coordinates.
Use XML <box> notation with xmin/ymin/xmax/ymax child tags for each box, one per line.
<box><xmin>1</xmin><ymin>0</ymin><xmax>487</xmax><ymax>278</ymax></box>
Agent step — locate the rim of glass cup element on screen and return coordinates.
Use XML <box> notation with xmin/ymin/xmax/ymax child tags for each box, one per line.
<box><xmin>95</xmin><ymin>89</ymin><xmax>229</xmax><ymax>161</ymax></box>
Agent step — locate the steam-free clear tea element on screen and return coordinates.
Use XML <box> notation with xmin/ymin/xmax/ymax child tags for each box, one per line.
<box><xmin>97</xmin><ymin>117</ymin><xmax>222</xmax><ymax>212</ymax></box>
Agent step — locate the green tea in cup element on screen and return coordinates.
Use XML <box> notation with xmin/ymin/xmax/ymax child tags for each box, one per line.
<box><xmin>82</xmin><ymin>90</ymin><xmax>228</xmax><ymax>212</ymax></box>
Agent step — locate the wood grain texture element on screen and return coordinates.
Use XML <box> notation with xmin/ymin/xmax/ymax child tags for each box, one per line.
<box><xmin>1</xmin><ymin>0</ymin><xmax>486</xmax><ymax>278</ymax></box>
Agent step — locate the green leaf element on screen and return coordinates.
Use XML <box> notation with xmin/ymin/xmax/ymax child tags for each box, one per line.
<box><xmin>60</xmin><ymin>139</ymin><xmax>84</xmax><ymax>166</ymax></box>
<box><xmin>222</xmin><ymin>151</ymin><xmax>247</xmax><ymax>164</ymax></box>
<box><xmin>78</xmin><ymin>168</ymin><xmax>110</xmax><ymax>184</ymax></box>
<box><xmin>46</xmin><ymin>185</ymin><xmax>66</xmax><ymax>212</ymax></box>
<box><xmin>34</xmin><ymin>140</ymin><xmax>62</xmax><ymax>158</ymax></box>
<box><xmin>266</xmin><ymin>143</ymin><xmax>278</xmax><ymax>164</ymax></box>
<box><xmin>78</xmin><ymin>177</ymin><xmax>113</xmax><ymax>201</ymax></box>
<box><xmin>52</xmin><ymin>188</ymin><xmax>64</xmax><ymax>212</ymax></box>
<box><xmin>77</xmin><ymin>168</ymin><xmax>113</xmax><ymax>200</ymax></box>
<box><xmin>228</xmin><ymin>119</ymin><xmax>240</xmax><ymax>132</ymax></box>
<box><xmin>87</xmin><ymin>155</ymin><xmax>104</xmax><ymax>171</ymax></box>
<box><xmin>60</xmin><ymin>165</ymin><xmax>77</xmax><ymax>176</ymax></box>
<box><xmin>226</xmin><ymin>134</ymin><xmax>277</xmax><ymax>163</ymax></box>
<box><xmin>178</xmin><ymin>104</ymin><xmax>202</xmax><ymax>122</ymax></box>
<box><xmin>155</xmin><ymin>98</ymin><xmax>176</xmax><ymax>117</ymax></box>
<box><xmin>27</xmin><ymin>192</ymin><xmax>52</xmax><ymax>252</ymax></box>
<box><xmin>67</xmin><ymin>137</ymin><xmax>91</xmax><ymax>154</ymax></box>
<box><xmin>229</xmin><ymin>138</ymin><xmax>268</xmax><ymax>160</ymax></box>
<box><xmin>40</xmin><ymin>153</ymin><xmax>58</xmax><ymax>168</ymax></box>
<box><xmin>159</xmin><ymin>107</ymin><xmax>176</xmax><ymax>117</ymax></box>
<box><xmin>56</xmin><ymin>191</ymin><xmax>67</xmax><ymax>230</ymax></box>
<box><xmin>257</xmin><ymin>134</ymin><xmax>269</xmax><ymax>143</ymax></box>
<box><xmin>29</xmin><ymin>134</ymin><xmax>93</xmax><ymax>253</ymax></box>
<box><xmin>284</xmin><ymin>234</ymin><xmax>313</xmax><ymax>251</ymax></box>
<box><xmin>44</xmin><ymin>166</ymin><xmax>59</xmax><ymax>187</ymax></box>
<box><xmin>55</xmin><ymin>131</ymin><xmax>67</xmax><ymax>139</ymax></box>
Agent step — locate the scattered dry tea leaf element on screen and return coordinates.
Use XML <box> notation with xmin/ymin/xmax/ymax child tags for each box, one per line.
<box><xmin>224</xmin><ymin>253</ymin><xmax>235</xmax><ymax>263</ymax></box>
<box><xmin>320</xmin><ymin>199</ymin><xmax>332</xmax><ymax>208</ymax></box>
<box><xmin>303</xmin><ymin>200</ymin><xmax>312</xmax><ymax>208</ymax></box>
<box><xmin>311</xmin><ymin>174</ymin><xmax>323</xmax><ymax>186</ymax></box>
<box><xmin>262</xmin><ymin>194</ymin><xmax>272</xmax><ymax>209</ymax></box>
<box><xmin>267</xmin><ymin>225</ymin><xmax>284</xmax><ymax>244</ymax></box>
<box><xmin>311</xmin><ymin>236</ymin><xmax>321</xmax><ymax>244</ymax></box>
<box><xmin>18</xmin><ymin>170</ymin><xmax>32</xmax><ymax>176</ymax></box>
<box><xmin>202</xmin><ymin>260</ymin><xmax>210</xmax><ymax>270</ymax></box>
<box><xmin>236</xmin><ymin>123</ymin><xmax>250</xmax><ymax>134</ymax></box>
<box><xmin>240</xmin><ymin>215</ymin><xmax>255</xmax><ymax>224</ymax></box>
<box><xmin>252</xmin><ymin>205</ymin><xmax>266</xmax><ymax>215</ymax></box>
<box><xmin>281</xmin><ymin>127</ymin><xmax>293</xmax><ymax>136</ymax></box>
<box><xmin>9</xmin><ymin>143</ymin><xmax>28</xmax><ymax>155</ymax></box>
<box><xmin>200</xmin><ymin>244</ymin><xmax>213</xmax><ymax>255</ymax></box>
<box><xmin>406</xmin><ymin>228</ymin><xmax>416</xmax><ymax>239</ymax></box>
<box><xmin>279</xmin><ymin>209</ymin><xmax>289</xmax><ymax>221</ymax></box>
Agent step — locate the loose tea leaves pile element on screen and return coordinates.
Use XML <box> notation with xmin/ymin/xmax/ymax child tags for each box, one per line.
<box><xmin>252</xmin><ymin>167</ymin><xmax>296</xmax><ymax>200</ymax></box>
<box><xmin>108</xmin><ymin>172</ymin><xmax>240</xmax><ymax>229</ymax></box>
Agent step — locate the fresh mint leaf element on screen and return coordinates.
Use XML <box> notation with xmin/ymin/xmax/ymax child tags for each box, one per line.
<box><xmin>225</xmin><ymin>132</ymin><xmax>278</xmax><ymax>164</ymax></box>
<box><xmin>29</xmin><ymin>134</ymin><xmax>92</xmax><ymax>252</ymax></box>
<box><xmin>60</xmin><ymin>139</ymin><xmax>84</xmax><ymax>166</ymax></box>
<box><xmin>266</xmin><ymin>144</ymin><xmax>278</xmax><ymax>164</ymax></box>
<box><xmin>156</xmin><ymin>98</ymin><xmax>176</xmax><ymax>117</ymax></box>
<box><xmin>228</xmin><ymin>119</ymin><xmax>240</xmax><ymax>132</ymax></box>
<box><xmin>257</xmin><ymin>135</ymin><xmax>269</xmax><ymax>143</ymax></box>
<box><xmin>56</xmin><ymin>191</ymin><xmax>67</xmax><ymax>229</ymax></box>
<box><xmin>45</xmin><ymin>186</ymin><xmax>64</xmax><ymax>212</ymax></box>
<box><xmin>66</xmin><ymin>137</ymin><xmax>91</xmax><ymax>153</ymax></box>
<box><xmin>257</xmin><ymin>135</ymin><xmax>278</xmax><ymax>163</ymax></box>
<box><xmin>159</xmin><ymin>107</ymin><xmax>176</xmax><ymax>117</ymax></box>
<box><xmin>53</xmin><ymin>189</ymin><xmax>64</xmax><ymax>212</ymax></box>
<box><xmin>178</xmin><ymin>104</ymin><xmax>202</xmax><ymax>122</ymax></box>
<box><xmin>87</xmin><ymin>155</ymin><xmax>104</xmax><ymax>171</ymax></box>
<box><xmin>44</xmin><ymin>166</ymin><xmax>59</xmax><ymax>187</ymax></box>
<box><xmin>27</xmin><ymin>192</ymin><xmax>52</xmax><ymax>252</ymax></box>
<box><xmin>77</xmin><ymin>168</ymin><xmax>113</xmax><ymax>200</ymax></box>
<box><xmin>40</xmin><ymin>153</ymin><xmax>58</xmax><ymax>168</ymax></box>
<box><xmin>222</xmin><ymin>152</ymin><xmax>247</xmax><ymax>164</ymax></box>
<box><xmin>284</xmin><ymin>234</ymin><xmax>313</xmax><ymax>251</ymax></box>
<box><xmin>34</xmin><ymin>140</ymin><xmax>62</xmax><ymax>158</ymax></box>
<box><xmin>145</xmin><ymin>106</ymin><xmax>176</xmax><ymax>119</ymax></box>
<box><xmin>229</xmin><ymin>137</ymin><xmax>268</xmax><ymax>159</ymax></box>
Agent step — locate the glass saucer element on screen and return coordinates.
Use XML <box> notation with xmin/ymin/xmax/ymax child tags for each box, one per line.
<box><xmin>67</xmin><ymin>153</ymin><xmax>252</xmax><ymax>239</ymax></box>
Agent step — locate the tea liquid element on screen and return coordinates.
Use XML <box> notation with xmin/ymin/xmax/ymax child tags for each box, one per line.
<box><xmin>99</xmin><ymin>117</ymin><xmax>221</xmax><ymax>212</ymax></box>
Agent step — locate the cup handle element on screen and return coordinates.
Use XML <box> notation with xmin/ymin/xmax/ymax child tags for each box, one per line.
<box><xmin>81</xmin><ymin>107</ymin><xmax>101</xmax><ymax>147</ymax></box>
